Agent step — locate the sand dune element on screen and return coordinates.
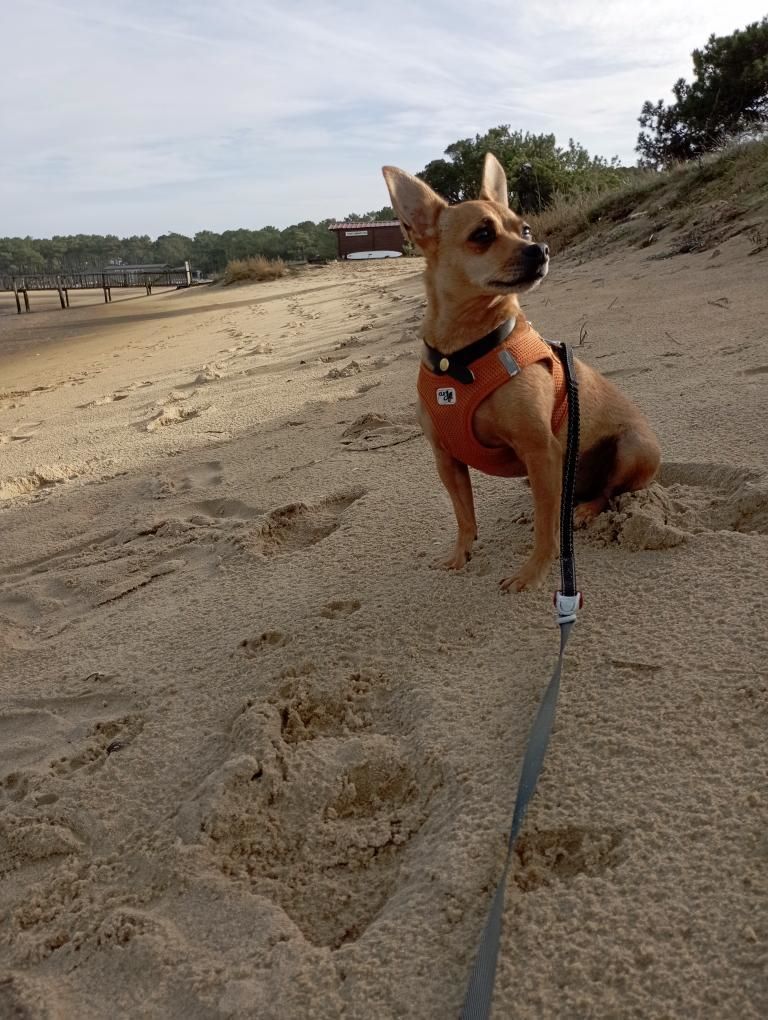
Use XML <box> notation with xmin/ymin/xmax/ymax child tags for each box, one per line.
<box><xmin>1</xmin><ymin>244</ymin><xmax>766</xmax><ymax>1018</ymax></box>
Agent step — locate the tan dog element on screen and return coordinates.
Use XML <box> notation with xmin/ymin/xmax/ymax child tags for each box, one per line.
<box><xmin>382</xmin><ymin>154</ymin><xmax>661</xmax><ymax>591</ymax></box>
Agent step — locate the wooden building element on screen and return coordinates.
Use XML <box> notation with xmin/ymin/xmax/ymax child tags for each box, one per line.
<box><xmin>328</xmin><ymin>220</ymin><xmax>404</xmax><ymax>259</ymax></box>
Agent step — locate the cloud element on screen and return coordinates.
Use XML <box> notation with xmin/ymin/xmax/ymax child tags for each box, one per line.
<box><xmin>1</xmin><ymin>0</ymin><xmax>765</xmax><ymax>235</ymax></box>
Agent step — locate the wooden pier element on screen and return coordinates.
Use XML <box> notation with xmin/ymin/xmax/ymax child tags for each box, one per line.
<box><xmin>1</xmin><ymin>262</ymin><xmax>194</xmax><ymax>313</ymax></box>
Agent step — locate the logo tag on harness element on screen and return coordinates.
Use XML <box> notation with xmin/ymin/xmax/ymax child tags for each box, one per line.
<box><xmin>436</xmin><ymin>387</ymin><xmax>456</xmax><ymax>406</ymax></box>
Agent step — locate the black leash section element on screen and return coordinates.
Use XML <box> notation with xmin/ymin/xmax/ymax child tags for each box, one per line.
<box><xmin>460</xmin><ymin>341</ymin><xmax>582</xmax><ymax>1020</ymax></box>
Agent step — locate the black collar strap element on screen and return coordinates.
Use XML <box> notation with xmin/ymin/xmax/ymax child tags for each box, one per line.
<box><xmin>422</xmin><ymin>317</ymin><xmax>516</xmax><ymax>384</ymax></box>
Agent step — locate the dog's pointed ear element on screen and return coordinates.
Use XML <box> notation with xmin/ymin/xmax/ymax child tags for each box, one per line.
<box><xmin>382</xmin><ymin>166</ymin><xmax>446</xmax><ymax>250</ymax></box>
<box><xmin>479</xmin><ymin>153</ymin><xmax>509</xmax><ymax>207</ymax></box>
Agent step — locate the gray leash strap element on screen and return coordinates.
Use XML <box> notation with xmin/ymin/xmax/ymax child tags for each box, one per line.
<box><xmin>460</xmin><ymin>621</ymin><xmax>573</xmax><ymax>1020</ymax></box>
<box><xmin>460</xmin><ymin>341</ymin><xmax>581</xmax><ymax>1020</ymax></box>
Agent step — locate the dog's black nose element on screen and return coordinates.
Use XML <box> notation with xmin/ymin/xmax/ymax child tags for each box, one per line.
<box><xmin>523</xmin><ymin>243</ymin><xmax>549</xmax><ymax>264</ymax></box>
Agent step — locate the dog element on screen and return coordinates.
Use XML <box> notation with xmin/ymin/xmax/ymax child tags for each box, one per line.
<box><xmin>382</xmin><ymin>153</ymin><xmax>661</xmax><ymax>592</ymax></box>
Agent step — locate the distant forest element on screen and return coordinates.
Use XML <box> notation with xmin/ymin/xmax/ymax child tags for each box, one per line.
<box><xmin>0</xmin><ymin>209</ymin><xmax>396</xmax><ymax>277</ymax></box>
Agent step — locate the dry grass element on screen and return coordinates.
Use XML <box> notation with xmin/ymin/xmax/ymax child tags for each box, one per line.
<box><xmin>528</xmin><ymin>171</ymin><xmax>670</xmax><ymax>253</ymax></box>
<box><xmin>528</xmin><ymin>138</ymin><xmax>768</xmax><ymax>255</ymax></box>
<box><xmin>221</xmin><ymin>256</ymin><xmax>287</xmax><ymax>285</ymax></box>
<box><xmin>528</xmin><ymin>192</ymin><xmax>600</xmax><ymax>252</ymax></box>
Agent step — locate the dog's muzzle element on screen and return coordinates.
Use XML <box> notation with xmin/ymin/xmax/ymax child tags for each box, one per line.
<box><xmin>488</xmin><ymin>243</ymin><xmax>550</xmax><ymax>290</ymax></box>
<box><xmin>522</xmin><ymin>242</ymin><xmax>550</xmax><ymax>277</ymax></box>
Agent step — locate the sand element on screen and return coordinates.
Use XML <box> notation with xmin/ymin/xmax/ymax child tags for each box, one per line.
<box><xmin>0</xmin><ymin>243</ymin><xmax>766</xmax><ymax>1019</ymax></box>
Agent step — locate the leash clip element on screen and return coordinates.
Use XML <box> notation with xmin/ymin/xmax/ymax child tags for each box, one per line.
<box><xmin>554</xmin><ymin>591</ymin><xmax>583</xmax><ymax>625</ymax></box>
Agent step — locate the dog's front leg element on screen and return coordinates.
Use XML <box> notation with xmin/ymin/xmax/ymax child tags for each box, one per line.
<box><xmin>500</xmin><ymin>436</ymin><xmax>562</xmax><ymax>592</ymax></box>
<box><xmin>430</xmin><ymin>444</ymin><xmax>477</xmax><ymax>569</ymax></box>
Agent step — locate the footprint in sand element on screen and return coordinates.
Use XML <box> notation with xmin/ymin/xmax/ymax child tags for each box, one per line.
<box><xmin>369</xmin><ymin>352</ymin><xmax>417</xmax><ymax>370</ymax></box>
<box><xmin>176</xmin><ymin>664</ymin><xmax>442</xmax><ymax>948</ymax></box>
<box><xmin>145</xmin><ymin>405</ymin><xmax>202</xmax><ymax>432</ymax></box>
<box><xmin>0</xmin><ymin>690</ymin><xmax>141</xmax><ymax>809</ymax></box>
<box><xmin>0</xmin><ymin>524</ymin><xmax>188</xmax><ymax>643</ymax></box>
<box><xmin>239</xmin><ymin>631</ymin><xmax>290</xmax><ymax>656</ymax></box>
<box><xmin>336</xmin><ymin>335</ymin><xmax>363</xmax><ymax>350</ymax></box>
<box><xmin>318</xmin><ymin>599</ymin><xmax>361</xmax><ymax>619</ymax></box>
<box><xmin>513</xmin><ymin>826</ymin><xmax>625</xmax><ymax>892</ymax></box>
<box><xmin>0</xmin><ymin>420</ymin><xmax>42</xmax><ymax>443</ymax></box>
<box><xmin>326</xmin><ymin>361</ymin><xmax>363</xmax><ymax>380</ymax></box>
<box><xmin>86</xmin><ymin>392</ymin><xmax>130</xmax><ymax>407</ymax></box>
<box><xmin>0</xmin><ymin>385</ymin><xmax>53</xmax><ymax>401</ymax></box>
<box><xmin>719</xmin><ymin>342</ymin><xmax>753</xmax><ymax>356</ymax></box>
<box><xmin>192</xmin><ymin>365</ymin><xmax>222</xmax><ymax>385</ymax></box>
<box><xmin>141</xmin><ymin>488</ymin><xmax>363</xmax><ymax>562</ymax></box>
<box><xmin>335</xmin><ymin>381</ymin><xmax>384</xmax><ymax>402</ymax></box>
<box><xmin>0</xmin><ymin>464</ymin><xmax>80</xmax><ymax>501</ymax></box>
<box><xmin>0</xmin><ymin>814</ymin><xmax>83</xmax><ymax>877</ymax></box>
<box><xmin>396</xmin><ymin>329</ymin><xmax>419</xmax><ymax>345</ymax></box>
<box><xmin>189</xmin><ymin>498</ymin><xmax>264</xmax><ymax>523</ymax></box>
<box><xmin>49</xmin><ymin>712</ymin><xmax>144</xmax><ymax>781</ymax></box>
<box><xmin>340</xmin><ymin>413</ymin><xmax>419</xmax><ymax>451</ymax></box>
<box><xmin>252</xmin><ymin>489</ymin><xmax>366</xmax><ymax>557</ymax></box>
<box><xmin>150</xmin><ymin>460</ymin><xmax>223</xmax><ymax>498</ymax></box>
<box><xmin>602</xmin><ymin>366</ymin><xmax>652</xmax><ymax>379</ymax></box>
<box><xmin>242</xmin><ymin>342</ymin><xmax>274</xmax><ymax>357</ymax></box>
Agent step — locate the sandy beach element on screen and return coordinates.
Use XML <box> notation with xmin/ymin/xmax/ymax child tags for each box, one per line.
<box><xmin>1</xmin><ymin>243</ymin><xmax>766</xmax><ymax>1018</ymax></box>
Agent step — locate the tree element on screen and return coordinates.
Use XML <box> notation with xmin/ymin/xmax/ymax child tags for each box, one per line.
<box><xmin>637</xmin><ymin>18</ymin><xmax>768</xmax><ymax>167</ymax></box>
<box><xmin>153</xmin><ymin>232</ymin><xmax>191</xmax><ymax>266</ymax></box>
<box><xmin>342</xmin><ymin>206</ymin><xmax>395</xmax><ymax>223</ymax></box>
<box><xmin>417</xmin><ymin>126</ymin><xmax>625</xmax><ymax>213</ymax></box>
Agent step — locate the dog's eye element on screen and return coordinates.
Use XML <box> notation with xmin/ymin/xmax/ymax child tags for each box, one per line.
<box><xmin>469</xmin><ymin>223</ymin><xmax>496</xmax><ymax>245</ymax></box>
<box><xmin>522</xmin><ymin>224</ymin><xmax>532</xmax><ymax>239</ymax></box>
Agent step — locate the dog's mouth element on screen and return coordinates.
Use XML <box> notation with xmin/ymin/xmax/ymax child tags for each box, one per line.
<box><xmin>486</xmin><ymin>262</ymin><xmax>548</xmax><ymax>292</ymax></box>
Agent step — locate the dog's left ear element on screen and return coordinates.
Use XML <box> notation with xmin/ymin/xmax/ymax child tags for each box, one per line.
<box><xmin>478</xmin><ymin>153</ymin><xmax>509</xmax><ymax>208</ymax></box>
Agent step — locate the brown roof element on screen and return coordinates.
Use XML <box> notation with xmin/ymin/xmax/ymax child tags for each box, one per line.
<box><xmin>328</xmin><ymin>220</ymin><xmax>401</xmax><ymax>231</ymax></box>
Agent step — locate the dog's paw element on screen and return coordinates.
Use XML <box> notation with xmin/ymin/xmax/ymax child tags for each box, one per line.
<box><xmin>431</xmin><ymin>547</ymin><xmax>471</xmax><ymax>571</ymax></box>
<box><xmin>573</xmin><ymin>498</ymin><xmax>607</xmax><ymax>529</ymax></box>
<box><xmin>499</xmin><ymin>560</ymin><xmax>549</xmax><ymax>592</ymax></box>
<box><xmin>499</xmin><ymin>573</ymin><xmax>531</xmax><ymax>593</ymax></box>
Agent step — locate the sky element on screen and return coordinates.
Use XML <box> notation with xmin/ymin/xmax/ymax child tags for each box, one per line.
<box><xmin>1</xmin><ymin>0</ymin><xmax>765</xmax><ymax>238</ymax></box>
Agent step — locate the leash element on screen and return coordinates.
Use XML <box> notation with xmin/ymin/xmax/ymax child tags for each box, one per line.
<box><xmin>460</xmin><ymin>341</ymin><xmax>581</xmax><ymax>1020</ymax></box>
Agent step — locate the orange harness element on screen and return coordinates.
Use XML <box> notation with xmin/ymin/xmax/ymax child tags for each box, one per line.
<box><xmin>417</xmin><ymin>317</ymin><xmax>568</xmax><ymax>477</ymax></box>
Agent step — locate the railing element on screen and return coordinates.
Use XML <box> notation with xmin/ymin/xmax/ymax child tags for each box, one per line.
<box><xmin>0</xmin><ymin>263</ymin><xmax>194</xmax><ymax>313</ymax></box>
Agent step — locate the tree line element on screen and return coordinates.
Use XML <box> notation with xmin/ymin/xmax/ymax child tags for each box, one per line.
<box><xmin>0</xmin><ymin>209</ymin><xmax>395</xmax><ymax>277</ymax></box>
<box><xmin>2</xmin><ymin>18</ymin><xmax>764</xmax><ymax>275</ymax></box>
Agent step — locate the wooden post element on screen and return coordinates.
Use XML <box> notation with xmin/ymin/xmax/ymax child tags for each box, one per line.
<box><xmin>57</xmin><ymin>276</ymin><xmax>66</xmax><ymax>309</ymax></box>
<box><xmin>13</xmin><ymin>279</ymin><xmax>21</xmax><ymax>314</ymax></box>
<box><xmin>65</xmin><ymin>288</ymin><xmax>70</xmax><ymax>308</ymax></box>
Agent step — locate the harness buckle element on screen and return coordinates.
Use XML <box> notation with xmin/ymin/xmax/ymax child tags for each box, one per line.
<box><xmin>553</xmin><ymin>591</ymin><xmax>583</xmax><ymax>625</ymax></box>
